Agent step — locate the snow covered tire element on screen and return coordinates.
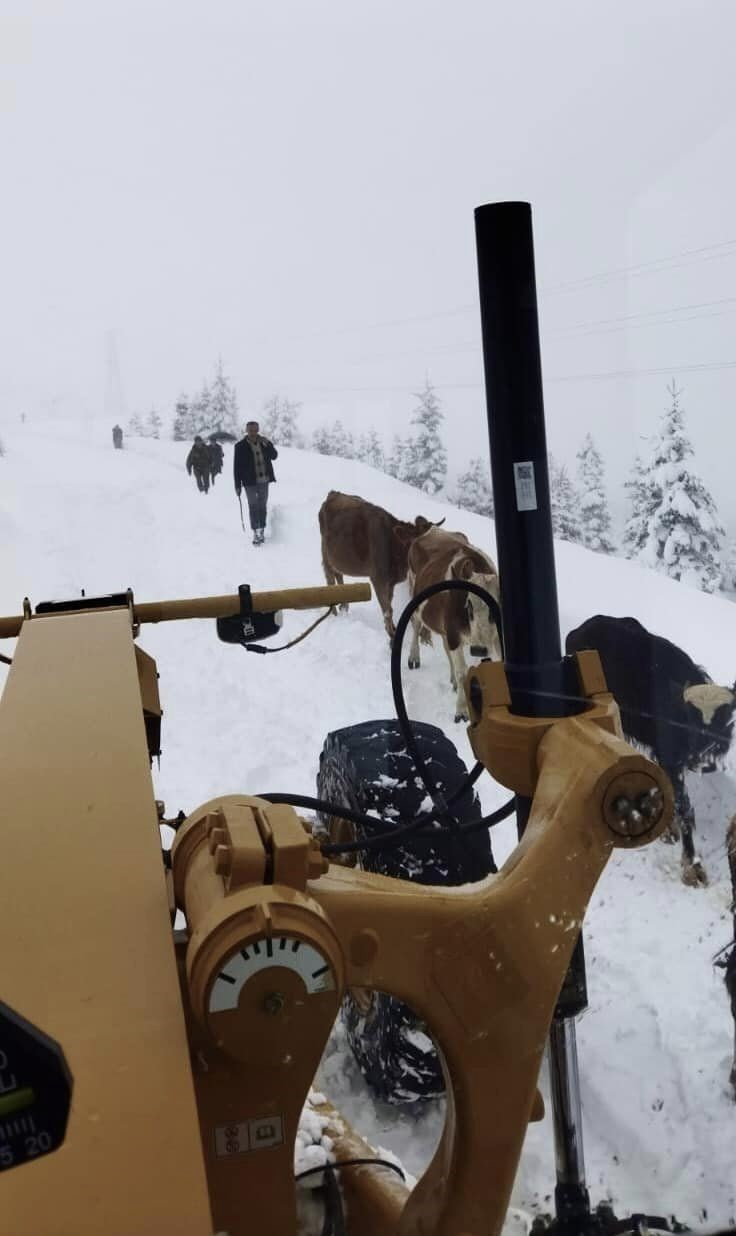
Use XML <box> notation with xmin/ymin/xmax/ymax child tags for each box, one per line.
<box><xmin>317</xmin><ymin>719</ymin><xmax>495</xmax><ymax>1104</ymax></box>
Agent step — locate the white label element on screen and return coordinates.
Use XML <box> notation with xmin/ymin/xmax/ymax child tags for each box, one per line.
<box><xmin>248</xmin><ymin>1115</ymin><xmax>283</xmax><ymax>1150</ymax></box>
<box><xmin>513</xmin><ymin>461</ymin><xmax>537</xmax><ymax>511</ymax></box>
<box><xmin>214</xmin><ymin>1114</ymin><xmax>284</xmax><ymax>1157</ymax></box>
<box><xmin>215</xmin><ymin>1121</ymin><xmax>249</xmax><ymax>1158</ymax></box>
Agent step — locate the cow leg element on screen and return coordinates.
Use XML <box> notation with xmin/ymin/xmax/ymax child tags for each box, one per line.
<box><xmin>673</xmin><ymin>773</ymin><xmax>707</xmax><ymax>886</ymax></box>
<box><xmin>441</xmin><ymin>635</ymin><xmax>457</xmax><ymax>691</ymax></box>
<box><xmin>321</xmin><ymin>552</ymin><xmax>349</xmax><ymax>612</ymax></box>
<box><xmin>408</xmin><ymin>614</ymin><xmax>422</xmax><ymax>670</ymax></box>
<box><xmin>447</xmin><ymin>642</ymin><xmax>469</xmax><ymax>723</ymax></box>
<box><xmin>372</xmin><ymin>579</ymin><xmax>395</xmax><ymax>641</ymax></box>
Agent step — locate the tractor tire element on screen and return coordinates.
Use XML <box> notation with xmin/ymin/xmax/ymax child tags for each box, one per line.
<box><xmin>317</xmin><ymin>719</ymin><xmax>495</xmax><ymax>1104</ymax></box>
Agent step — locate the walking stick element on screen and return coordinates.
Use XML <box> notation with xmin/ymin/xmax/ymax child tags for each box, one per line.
<box><xmin>237</xmin><ymin>491</ymin><xmax>245</xmax><ymax>532</ymax></box>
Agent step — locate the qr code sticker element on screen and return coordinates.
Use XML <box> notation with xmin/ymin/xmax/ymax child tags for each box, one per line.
<box><xmin>513</xmin><ymin>461</ymin><xmax>537</xmax><ymax>511</ymax></box>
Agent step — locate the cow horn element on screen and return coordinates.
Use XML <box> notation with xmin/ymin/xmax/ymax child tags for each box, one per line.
<box><xmin>432</xmin><ymin>517</ymin><xmax>446</xmax><ymax>527</ymax></box>
<box><xmin>683</xmin><ymin>683</ymin><xmax>735</xmax><ymax>724</ymax></box>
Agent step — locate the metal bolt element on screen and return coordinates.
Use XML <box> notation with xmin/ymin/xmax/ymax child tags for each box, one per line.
<box><xmin>637</xmin><ymin>787</ymin><xmax>663</xmax><ymax>819</ymax></box>
<box><xmin>262</xmin><ymin>991</ymin><xmax>285</xmax><ymax>1016</ymax></box>
<box><xmin>608</xmin><ymin>782</ymin><xmax>664</xmax><ymax>838</ymax></box>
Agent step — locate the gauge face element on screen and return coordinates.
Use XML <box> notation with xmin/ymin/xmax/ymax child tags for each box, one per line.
<box><xmin>209</xmin><ymin>935</ymin><xmax>336</xmax><ymax>1013</ymax></box>
<box><xmin>0</xmin><ymin>1001</ymin><xmax>73</xmax><ymax>1174</ymax></box>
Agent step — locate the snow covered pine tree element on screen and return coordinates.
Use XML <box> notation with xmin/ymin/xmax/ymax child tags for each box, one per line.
<box><xmin>454</xmin><ymin>457</ymin><xmax>494</xmax><ymax>517</ymax></box>
<box><xmin>403</xmin><ymin>379</ymin><xmax>447</xmax><ymax>494</ymax></box>
<box><xmin>261</xmin><ymin>395</ymin><xmax>302</xmax><ymax>446</ymax></box>
<box><xmin>622</xmin><ymin>452</ymin><xmax>655</xmax><ymax>558</ymax></box>
<box><xmin>637</xmin><ymin>383</ymin><xmax>724</xmax><ymax>592</ymax></box>
<box><xmin>575</xmin><ymin>433</ymin><xmax>615</xmax><ymax>553</ymax></box>
<box><xmin>209</xmin><ymin>358</ymin><xmax>239</xmax><ymax>438</ymax></box>
<box><xmin>549</xmin><ymin>455</ymin><xmax>582</xmax><ymax>543</ymax></box>
<box><xmin>172</xmin><ymin>396</ymin><xmax>194</xmax><ymax>441</ymax></box>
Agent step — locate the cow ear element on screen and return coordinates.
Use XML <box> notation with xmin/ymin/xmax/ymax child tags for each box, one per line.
<box><xmin>414</xmin><ymin>516</ymin><xmax>431</xmax><ymax>532</ymax></box>
<box><xmin>394</xmin><ymin>525</ymin><xmax>415</xmax><ymax>548</ymax></box>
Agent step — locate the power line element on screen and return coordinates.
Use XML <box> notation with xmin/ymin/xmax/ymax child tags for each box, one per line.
<box><xmin>347</xmin><ymin>292</ymin><xmax>736</xmax><ymax>366</ymax></box>
<box><xmin>262</xmin><ymin>358</ymin><xmax>736</xmax><ymax>396</ymax></box>
<box><xmin>265</xmin><ymin>236</ymin><xmax>736</xmax><ymax>346</ymax></box>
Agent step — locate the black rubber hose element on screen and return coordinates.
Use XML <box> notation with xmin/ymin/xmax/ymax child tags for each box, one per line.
<box><xmin>389</xmin><ymin>577</ymin><xmax>506</xmax><ymax>821</ymax></box>
<box><xmin>261</xmin><ymin>579</ymin><xmax>516</xmax><ymax>856</ymax></box>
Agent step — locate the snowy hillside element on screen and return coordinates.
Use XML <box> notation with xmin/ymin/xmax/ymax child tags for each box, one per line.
<box><xmin>0</xmin><ymin>419</ymin><xmax>734</xmax><ymax>1230</ymax></box>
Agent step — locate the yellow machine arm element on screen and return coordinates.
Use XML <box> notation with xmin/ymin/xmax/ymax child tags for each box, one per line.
<box><xmin>0</xmin><ymin>585</ymin><xmax>671</xmax><ymax>1236</ymax></box>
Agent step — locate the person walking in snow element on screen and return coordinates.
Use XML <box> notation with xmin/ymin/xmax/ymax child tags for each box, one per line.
<box><xmin>233</xmin><ymin>421</ymin><xmax>278</xmax><ymax>545</ymax></box>
<box><xmin>186</xmin><ymin>435</ymin><xmax>211</xmax><ymax>493</ymax></box>
<box><xmin>112</xmin><ymin>424</ymin><xmax>123</xmax><ymax>449</ymax></box>
<box><xmin>208</xmin><ymin>438</ymin><xmax>224</xmax><ymax>486</ymax></box>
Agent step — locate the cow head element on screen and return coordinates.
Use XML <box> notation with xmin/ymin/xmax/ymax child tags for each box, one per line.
<box><xmin>393</xmin><ymin>515</ymin><xmax>445</xmax><ymax>550</ymax></box>
<box><xmin>682</xmin><ymin>682</ymin><xmax>736</xmax><ymax>765</ymax></box>
<box><xmin>451</xmin><ymin>556</ymin><xmax>502</xmax><ymax>660</ymax></box>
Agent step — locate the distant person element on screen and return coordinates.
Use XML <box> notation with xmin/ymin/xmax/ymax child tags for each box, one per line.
<box><xmin>112</xmin><ymin>424</ymin><xmax>123</xmax><ymax>449</ymax></box>
<box><xmin>186</xmin><ymin>435</ymin><xmax>211</xmax><ymax>493</ymax></box>
<box><xmin>233</xmin><ymin>421</ymin><xmax>278</xmax><ymax>545</ymax></box>
<box><xmin>208</xmin><ymin>438</ymin><xmax>224</xmax><ymax>486</ymax></box>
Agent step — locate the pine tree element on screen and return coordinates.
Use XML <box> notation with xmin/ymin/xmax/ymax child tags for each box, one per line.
<box><xmin>549</xmin><ymin>455</ymin><xmax>582</xmax><ymax>543</ymax></box>
<box><xmin>403</xmin><ymin>379</ymin><xmax>447</xmax><ymax>494</ymax></box>
<box><xmin>172</xmin><ymin>396</ymin><xmax>193</xmax><ymax>441</ymax></box>
<box><xmin>454</xmin><ymin>458</ymin><xmax>494</xmax><ymax>517</ymax></box>
<box><xmin>261</xmin><ymin>395</ymin><xmax>302</xmax><ymax>446</ymax></box>
<box><xmin>639</xmin><ymin>383</ymin><xmax>724</xmax><ymax>591</ymax></box>
<box><xmin>386</xmin><ymin>435</ymin><xmax>406</xmax><ymax>480</ymax></box>
<box><xmin>190</xmin><ymin>383</ymin><xmax>212</xmax><ymax>436</ymax></box>
<box><xmin>360</xmin><ymin>429</ymin><xmax>384</xmax><ymax>470</ymax></box>
<box><xmin>210</xmin><ymin>358</ymin><xmax>239</xmax><ymax>437</ymax></box>
<box><xmin>622</xmin><ymin>453</ymin><xmax>655</xmax><ymax>557</ymax></box>
<box><xmin>311</xmin><ymin>425</ymin><xmax>333</xmax><ymax>454</ymax></box>
<box><xmin>329</xmin><ymin>420</ymin><xmax>355</xmax><ymax>459</ymax></box>
<box><xmin>575</xmin><ymin>433</ymin><xmax>615</xmax><ymax>553</ymax></box>
<box><xmin>128</xmin><ymin>412</ymin><xmax>145</xmax><ymax>436</ymax></box>
<box><xmin>146</xmin><ymin>409</ymin><xmax>163</xmax><ymax>439</ymax></box>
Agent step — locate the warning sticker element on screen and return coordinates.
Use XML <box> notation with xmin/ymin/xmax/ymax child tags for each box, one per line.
<box><xmin>513</xmin><ymin>461</ymin><xmax>537</xmax><ymax>511</ymax></box>
<box><xmin>214</xmin><ymin>1114</ymin><xmax>284</xmax><ymax>1157</ymax></box>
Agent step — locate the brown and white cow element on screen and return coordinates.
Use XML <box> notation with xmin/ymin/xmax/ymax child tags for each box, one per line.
<box><xmin>405</xmin><ymin>526</ymin><xmax>502</xmax><ymax>721</ymax></box>
<box><xmin>318</xmin><ymin>491</ymin><xmax>444</xmax><ymax>639</ymax></box>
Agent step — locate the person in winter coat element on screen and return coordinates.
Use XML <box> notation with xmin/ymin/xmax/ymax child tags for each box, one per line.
<box><xmin>186</xmin><ymin>436</ymin><xmax>211</xmax><ymax>493</ymax></box>
<box><xmin>208</xmin><ymin>438</ymin><xmax>224</xmax><ymax>486</ymax></box>
<box><xmin>112</xmin><ymin>424</ymin><xmax>123</xmax><ymax>449</ymax></box>
<box><xmin>233</xmin><ymin>421</ymin><xmax>278</xmax><ymax>545</ymax></box>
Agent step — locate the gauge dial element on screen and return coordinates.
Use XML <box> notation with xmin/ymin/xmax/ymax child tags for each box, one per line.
<box><xmin>0</xmin><ymin>1001</ymin><xmax>72</xmax><ymax>1174</ymax></box>
<box><xmin>209</xmin><ymin>935</ymin><xmax>336</xmax><ymax>1013</ymax></box>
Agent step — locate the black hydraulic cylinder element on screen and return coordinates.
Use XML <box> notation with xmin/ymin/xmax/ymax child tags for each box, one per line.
<box><xmin>474</xmin><ymin>201</ymin><xmax>591</xmax><ymax>1228</ymax></box>
<box><xmin>474</xmin><ymin>201</ymin><xmax>582</xmax><ymax>719</ymax></box>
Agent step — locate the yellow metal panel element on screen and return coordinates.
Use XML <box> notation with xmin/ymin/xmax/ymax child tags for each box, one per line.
<box><xmin>0</xmin><ymin>611</ymin><xmax>213</xmax><ymax>1234</ymax></box>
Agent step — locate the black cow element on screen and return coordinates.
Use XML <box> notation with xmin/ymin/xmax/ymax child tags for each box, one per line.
<box><xmin>565</xmin><ymin>615</ymin><xmax>736</xmax><ymax>886</ymax></box>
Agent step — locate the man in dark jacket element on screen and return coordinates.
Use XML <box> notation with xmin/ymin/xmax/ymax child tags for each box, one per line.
<box><xmin>208</xmin><ymin>438</ymin><xmax>224</xmax><ymax>486</ymax></box>
<box><xmin>233</xmin><ymin>421</ymin><xmax>278</xmax><ymax>545</ymax></box>
<box><xmin>112</xmin><ymin>424</ymin><xmax>123</xmax><ymax>449</ymax></box>
<box><xmin>186</xmin><ymin>436</ymin><xmax>211</xmax><ymax>493</ymax></box>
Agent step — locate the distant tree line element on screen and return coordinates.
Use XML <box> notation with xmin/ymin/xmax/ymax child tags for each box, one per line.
<box><xmin>156</xmin><ymin>359</ymin><xmax>733</xmax><ymax>598</ymax></box>
<box><xmin>171</xmin><ymin>358</ymin><xmax>240</xmax><ymax>441</ymax></box>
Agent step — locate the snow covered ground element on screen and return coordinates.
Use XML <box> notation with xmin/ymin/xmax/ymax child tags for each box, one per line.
<box><xmin>0</xmin><ymin>418</ymin><xmax>734</xmax><ymax>1230</ymax></box>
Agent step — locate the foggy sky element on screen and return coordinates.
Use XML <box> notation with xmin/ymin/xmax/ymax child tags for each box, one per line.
<box><xmin>2</xmin><ymin>0</ymin><xmax>735</xmax><ymax>524</ymax></box>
